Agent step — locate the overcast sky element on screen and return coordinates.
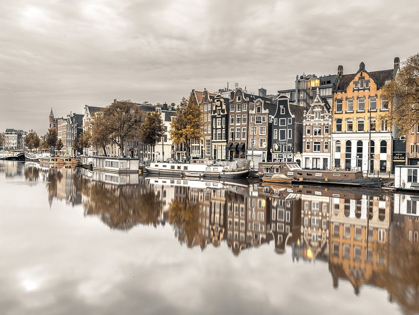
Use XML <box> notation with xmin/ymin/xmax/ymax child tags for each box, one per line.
<box><xmin>1</xmin><ymin>0</ymin><xmax>418</xmax><ymax>134</ymax></box>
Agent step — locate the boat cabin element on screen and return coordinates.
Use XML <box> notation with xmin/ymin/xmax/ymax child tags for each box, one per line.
<box><xmin>395</xmin><ymin>165</ymin><xmax>419</xmax><ymax>190</ymax></box>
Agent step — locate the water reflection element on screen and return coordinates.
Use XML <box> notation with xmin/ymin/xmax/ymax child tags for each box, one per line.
<box><xmin>2</xmin><ymin>161</ymin><xmax>419</xmax><ymax>314</ymax></box>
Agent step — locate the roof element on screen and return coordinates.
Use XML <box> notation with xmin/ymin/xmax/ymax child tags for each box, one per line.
<box><xmin>86</xmin><ymin>106</ymin><xmax>103</xmax><ymax>114</ymax></box>
<box><xmin>50</xmin><ymin>108</ymin><xmax>54</xmax><ymax>116</ymax></box>
<box><xmin>335</xmin><ymin>68</ymin><xmax>393</xmax><ymax>92</ymax></box>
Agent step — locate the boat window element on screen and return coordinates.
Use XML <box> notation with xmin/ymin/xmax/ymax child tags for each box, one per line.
<box><xmin>184</xmin><ymin>166</ymin><xmax>188</xmax><ymax>170</ymax></box>
<box><xmin>171</xmin><ymin>166</ymin><xmax>175</xmax><ymax>170</ymax></box>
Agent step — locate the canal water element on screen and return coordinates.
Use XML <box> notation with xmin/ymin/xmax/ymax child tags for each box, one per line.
<box><xmin>0</xmin><ymin>161</ymin><xmax>418</xmax><ymax>315</ymax></box>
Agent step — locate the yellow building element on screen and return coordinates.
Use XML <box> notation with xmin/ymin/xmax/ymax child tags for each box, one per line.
<box><xmin>332</xmin><ymin>58</ymin><xmax>399</xmax><ymax>173</ymax></box>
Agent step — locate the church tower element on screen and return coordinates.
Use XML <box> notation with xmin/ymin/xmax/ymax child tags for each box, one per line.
<box><xmin>49</xmin><ymin>108</ymin><xmax>56</xmax><ymax>129</ymax></box>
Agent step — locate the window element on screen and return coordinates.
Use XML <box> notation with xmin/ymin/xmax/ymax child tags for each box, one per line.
<box><xmin>288</xmin><ymin>129</ymin><xmax>292</xmax><ymax>139</ymax></box>
<box><xmin>255</xmin><ymin>117</ymin><xmax>262</xmax><ymax>124</ymax></box>
<box><xmin>288</xmin><ymin>118</ymin><xmax>292</xmax><ymax>125</ymax></box>
<box><xmin>230</xmin><ymin>128</ymin><xmax>234</xmax><ymax>140</ymax></box>
<box><xmin>306</xmin><ymin>141</ymin><xmax>310</xmax><ymax>150</ymax></box>
<box><xmin>237</xmin><ymin>104</ymin><xmax>241</xmax><ymax>112</ymax></box>
<box><xmin>313</xmin><ymin>127</ymin><xmax>321</xmax><ymax>136</ymax></box>
<box><xmin>336</xmin><ymin>141</ymin><xmax>341</xmax><ymax>152</ymax></box>
<box><xmin>217</xmin><ymin>118</ymin><xmax>221</xmax><ymax>127</ymax></box>
<box><xmin>279</xmin><ymin>119</ymin><xmax>286</xmax><ymax>126</ymax></box>
<box><xmin>231</xmin><ymin>103</ymin><xmax>235</xmax><ymax>112</ymax></box>
<box><xmin>306</xmin><ymin>126</ymin><xmax>311</xmax><ymax>135</ymax></box>
<box><xmin>262</xmin><ymin>116</ymin><xmax>267</xmax><ymax>123</ymax></box>
<box><xmin>257</xmin><ymin>106</ymin><xmax>261</xmax><ymax>113</ymax></box>
<box><xmin>336</xmin><ymin>99</ymin><xmax>342</xmax><ymax>112</ymax></box>
<box><xmin>260</xmin><ymin>127</ymin><xmax>266</xmax><ymax>135</ymax></box>
<box><xmin>251</xmin><ymin>139</ymin><xmax>256</xmax><ymax>148</ymax></box>
<box><xmin>324</xmin><ymin>141</ymin><xmax>329</xmax><ymax>150</ymax></box>
<box><xmin>313</xmin><ymin>142</ymin><xmax>321</xmax><ymax>152</ymax></box>
<box><xmin>333</xmin><ymin>224</ymin><xmax>340</xmax><ymax>237</ymax></box>
<box><xmin>344</xmin><ymin>225</ymin><xmax>351</xmax><ymax>239</ymax></box>
<box><xmin>280</xmin><ymin>106</ymin><xmax>285</xmax><ymax>114</ymax></box>
<box><xmin>380</xmin><ymin>140</ymin><xmax>387</xmax><ymax>153</ymax></box>
<box><xmin>357</xmin><ymin>119</ymin><xmax>364</xmax><ymax>132</ymax></box>
<box><xmin>369</xmin><ymin>97</ymin><xmax>376</xmax><ymax>111</ymax></box>
<box><xmin>280</xmin><ymin>130</ymin><xmax>286</xmax><ymax>140</ymax></box>
<box><xmin>236</xmin><ymin>127</ymin><xmax>240</xmax><ymax>139</ymax></box>
<box><xmin>311</xmin><ymin>217</ymin><xmax>319</xmax><ymax>228</ymax></box>
<box><xmin>358</xmin><ymin>98</ymin><xmax>365</xmax><ymax>111</ymax></box>
<box><xmin>243</xmin><ymin>103</ymin><xmax>247</xmax><ymax>111</ymax></box>
<box><xmin>370</xmin><ymin>119</ymin><xmax>376</xmax><ymax>131</ymax></box>
<box><xmin>242</xmin><ymin>128</ymin><xmax>246</xmax><ymax>140</ymax></box>
<box><xmin>347</xmin><ymin>99</ymin><xmax>353</xmax><ymax>112</ymax></box>
<box><xmin>381</xmin><ymin>119</ymin><xmax>388</xmax><ymax>131</ymax></box>
<box><xmin>324</xmin><ymin>125</ymin><xmax>329</xmax><ymax>134</ymax></box>
<box><xmin>314</xmin><ymin>111</ymin><xmax>321</xmax><ymax>120</ymax></box>
<box><xmin>381</xmin><ymin>100</ymin><xmax>389</xmax><ymax>111</ymax></box>
<box><xmin>242</xmin><ymin>115</ymin><xmax>247</xmax><ymax>124</ymax></box>
<box><xmin>236</xmin><ymin>115</ymin><xmax>241</xmax><ymax>125</ymax></box>
<box><xmin>347</xmin><ymin>120</ymin><xmax>353</xmax><ymax>132</ymax></box>
<box><xmin>274</xmin><ymin>129</ymin><xmax>278</xmax><ymax>139</ymax></box>
<box><xmin>259</xmin><ymin>139</ymin><xmax>266</xmax><ymax>148</ymax></box>
<box><xmin>250</xmin><ymin>126</ymin><xmax>256</xmax><ymax>136</ymax></box>
<box><xmin>336</xmin><ymin>119</ymin><xmax>342</xmax><ymax>132</ymax></box>
<box><xmin>230</xmin><ymin>116</ymin><xmax>234</xmax><ymax>125</ymax></box>
<box><xmin>274</xmin><ymin>118</ymin><xmax>278</xmax><ymax>125</ymax></box>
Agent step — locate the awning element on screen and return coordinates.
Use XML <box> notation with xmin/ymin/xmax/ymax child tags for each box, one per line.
<box><xmin>235</xmin><ymin>143</ymin><xmax>240</xmax><ymax>153</ymax></box>
<box><xmin>227</xmin><ymin>143</ymin><xmax>234</xmax><ymax>150</ymax></box>
<box><xmin>240</xmin><ymin>143</ymin><xmax>246</xmax><ymax>152</ymax></box>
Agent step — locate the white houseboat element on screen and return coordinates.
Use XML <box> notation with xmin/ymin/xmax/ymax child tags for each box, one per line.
<box><xmin>145</xmin><ymin>162</ymin><xmax>249</xmax><ymax>179</ymax></box>
<box><xmin>81</xmin><ymin>156</ymin><xmax>140</xmax><ymax>174</ymax></box>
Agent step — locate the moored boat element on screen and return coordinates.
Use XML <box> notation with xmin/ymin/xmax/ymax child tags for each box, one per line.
<box><xmin>39</xmin><ymin>157</ymin><xmax>64</xmax><ymax>165</ymax></box>
<box><xmin>4</xmin><ymin>152</ymin><xmax>25</xmax><ymax>161</ymax></box>
<box><xmin>262</xmin><ymin>173</ymin><xmax>293</xmax><ymax>184</ymax></box>
<box><xmin>259</xmin><ymin>162</ymin><xmax>381</xmax><ymax>188</ymax></box>
<box><xmin>146</xmin><ymin>162</ymin><xmax>249</xmax><ymax>179</ymax></box>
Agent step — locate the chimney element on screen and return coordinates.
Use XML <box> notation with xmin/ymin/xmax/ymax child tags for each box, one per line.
<box><xmin>337</xmin><ymin>65</ymin><xmax>343</xmax><ymax>77</ymax></box>
<box><xmin>235</xmin><ymin>83</ymin><xmax>239</xmax><ymax>89</ymax></box>
<box><xmin>162</xmin><ymin>103</ymin><xmax>168</xmax><ymax>110</ymax></box>
<box><xmin>258</xmin><ymin>88</ymin><xmax>267</xmax><ymax>97</ymax></box>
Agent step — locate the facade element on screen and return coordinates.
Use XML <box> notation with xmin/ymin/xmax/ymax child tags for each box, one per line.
<box><xmin>332</xmin><ymin>59</ymin><xmax>399</xmax><ymax>173</ymax></box>
<box><xmin>270</xmin><ymin>96</ymin><xmax>304</xmax><ymax>163</ymax></box>
<box><xmin>66</xmin><ymin>113</ymin><xmax>83</xmax><ymax>156</ymax></box>
<box><xmin>302</xmin><ymin>91</ymin><xmax>332</xmax><ymax>169</ymax></box>
<box><xmin>406</xmin><ymin>124</ymin><xmax>419</xmax><ymax>165</ymax></box>
<box><xmin>210</xmin><ymin>94</ymin><xmax>229</xmax><ymax>160</ymax></box>
<box><xmin>57</xmin><ymin>117</ymin><xmax>68</xmax><ymax>152</ymax></box>
<box><xmin>248</xmin><ymin>94</ymin><xmax>276</xmax><ymax>166</ymax></box>
<box><xmin>227</xmin><ymin>88</ymin><xmax>251</xmax><ymax>160</ymax></box>
<box><xmin>4</xmin><ymin>129</ymin><xmax>26</xmax><ymax>150</ymax></box>
<box><xmin>82</xmin><ymin>105</ymin><xmax>103</xmax><ymax>156</ymax></box>
<box><xmin>154</xmin><ymin>103</ymin><xmax>176</xmax><ymax>162</ymax></box>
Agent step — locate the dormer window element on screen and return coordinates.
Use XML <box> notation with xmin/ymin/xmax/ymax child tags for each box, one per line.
<box><xmin>314</xmin><ymin>111</ymin><xmax>321</xmax><ymax>120</ymax></box>
<box><xmin>354</xmin><ymin>77</ymin><xmax>370</xmax><ymax>90</ymax></box>
<box><xmin>237</xmin><ymin>96</ymin><xmax>241</xmax><ymax>102</ymax></box>
<box><xmin>257</xmin><ymin>106</ymin><xmax>261</xmax><ymax>113</ymax></box>
<box><xmin>280</xmin><ymin>106</ymin><xmax>285</xmax><ymax>115</ymax></box>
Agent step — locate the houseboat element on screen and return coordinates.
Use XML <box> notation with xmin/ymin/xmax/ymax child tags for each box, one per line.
<box><xmin>81</xmin><ymin>156</ymin><xmax>140</xmax><ymax>174</ymax></box>
<box><xmin>2</xmin><ymin>152</ymin><xmax>25</xmax><ymax>161</ymax></box>
<box><xmin>394</xmin><ymin>165</ymin><xmax>419</xmax><ymax>192</ymax></box>
<box><xmin>259</xmin><ymin>162</ymin><xmax>381</xmax><ymax>188</ymax></box>
<box><xmin>40</xmin><ymin>157</ymin><xmax>64</xmax><ymax>166</ymax></box>
<box><xmin>145</xmin><ymin>161</ymin><xmax>249</xmax><ymax>179</ymax></box>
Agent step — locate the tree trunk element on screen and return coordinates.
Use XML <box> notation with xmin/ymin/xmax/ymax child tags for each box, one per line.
<box><xmin>102</xmin><ymin>146</ymin><xmax>107</xmax><ymax>157</ymax></box>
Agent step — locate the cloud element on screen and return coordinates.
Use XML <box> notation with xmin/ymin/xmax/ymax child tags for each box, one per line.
<box><xmin>0</xmin><ymin>0</ymin><xmax>418</xmax><ymax>133</ymax></box>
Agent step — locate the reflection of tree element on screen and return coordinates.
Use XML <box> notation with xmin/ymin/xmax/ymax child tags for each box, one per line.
<box><xmin>168</xmin><ymin>199</ymin><xmax>202</xmax><ymax>248</ymax></box>
<box><xmin>378</xmin><ymin>227</ymin><xmax>419</xmax><ymax>315</ymax></box>
<box><xmin>83</xmin><ymin>182</ymin><xmax>162</xmax><ymax>230</ymax></box>
<box><xmin>24</xmin><ymin>166</ymin><xmax>40</xmax><ymax>181</ymax></box>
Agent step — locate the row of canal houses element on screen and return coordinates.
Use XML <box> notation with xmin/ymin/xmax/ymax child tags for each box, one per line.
<box><xmin>189</xmin><ymin>57</ymin><xmax>404</xmax><ymax>173</ymax></box>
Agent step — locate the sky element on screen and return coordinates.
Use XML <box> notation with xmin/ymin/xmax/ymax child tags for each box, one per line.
<box><xmin>0</xmin><ymin>0</ymin><xmax>418</xmax><ymax>134</ymax></box>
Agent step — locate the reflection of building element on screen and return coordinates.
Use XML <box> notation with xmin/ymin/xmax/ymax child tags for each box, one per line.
<box><xmin>299</xmin><ymin>194</ymin><xmax>330</xmax><ymax>261</ymax></box>
<box><xmin>329</xmin><ymin>194</ymin><xmax>391</xmax><ymax>294</ymax></box>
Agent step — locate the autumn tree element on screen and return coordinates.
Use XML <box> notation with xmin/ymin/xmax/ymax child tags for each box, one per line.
<box><xmin>79</xmin><ymin>131</ymin><xmax>91</xmax><ymax>155</ymax></box>
<box><xmin>0</xmin><ymin>133</ymin><xmax>4</xmax><ymax>149</ymax></box>
<box><xmin>72</xmin><ymin>135</ymin><xmax>80</xmax><ymax>156</ymax></box>
<box><xmin>45</xmin><ymin>128</ymin><xmax>58</xmax><ymax>151</ymax></box>
<box><xmin>56</xmin><ymin>139</ymin><xmax>64</xmax><ymax>151</ymax></box>
<box><xmin>139</xmin><ymin>110</ymin><xmax>164</xmax><ymax>160</ymax></box>
<box><xmin>32</xmin><ymin>133</ymin><xmax>40</xmax><ymax>150</ymax></box>
<box><xmin>170</xmin><ymin>97</ymin><xmax>202</xmax><ymax>161</ymax></box>
<box><xmin>89</xmin><ymin>112</ymin><xmax>111</xmax><ymax>156</ymax></box>
<box><xmin>101</xmin><ymin>100</ymin><xmax>143</xmax><ymax>156</ymax></box>
<box><xmin>24</xmin><ymin>132</ymin><xmax>36</xmax><ymax>150</ymax></box>
<box><xmin>383</xmin><ymin>53</ymin><xmax>419</xmax><ymax>135</ymax></box>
